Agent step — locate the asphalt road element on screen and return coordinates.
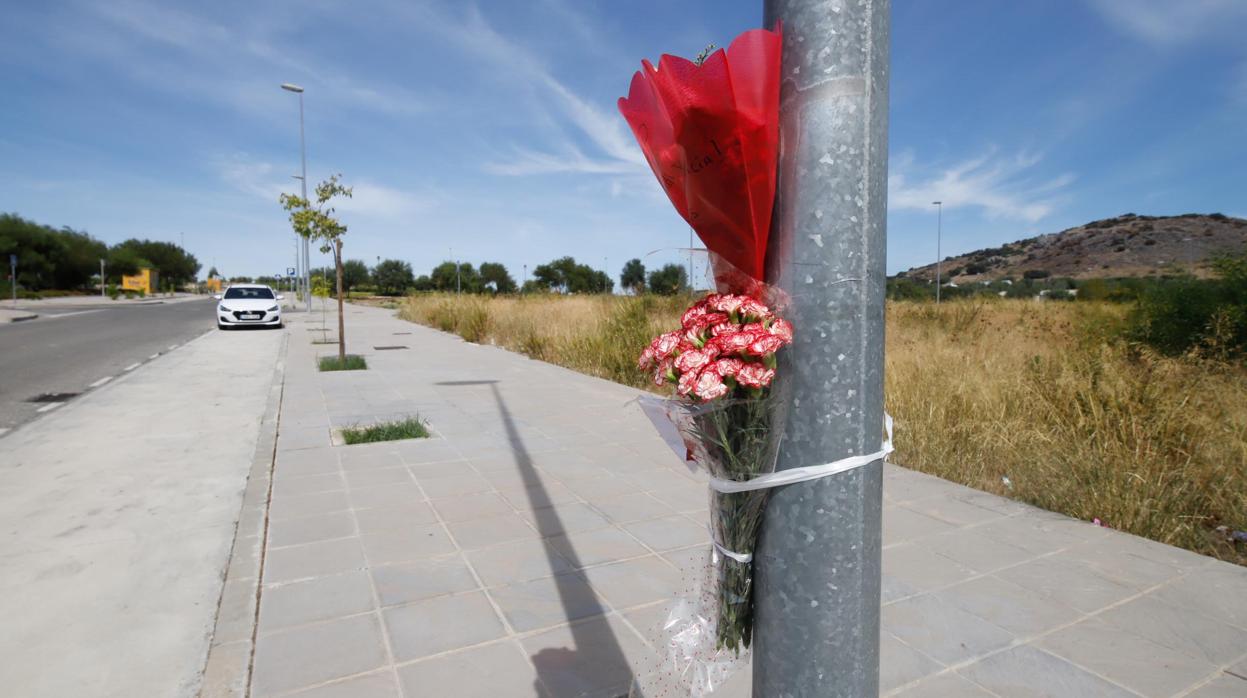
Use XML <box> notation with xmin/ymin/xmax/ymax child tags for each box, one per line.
<box><xmin>0</xmin><ymin>298</ymin><xmax>240</xmax><ymax>433</ymax></box>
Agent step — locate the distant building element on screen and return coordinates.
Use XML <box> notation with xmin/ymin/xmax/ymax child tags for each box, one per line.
<box><xmin>122</xmin><ymin>268</ymin><xmax>159</xmax><ymax>294</ymax></box>
<box><xmin>204</xmin><ymin>277</ymin><xmax>223</xmax><ymax>294</ymax></box>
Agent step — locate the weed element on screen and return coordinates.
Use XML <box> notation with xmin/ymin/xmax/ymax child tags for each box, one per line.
<box><xmin>341</xmin><ymin>416</ymin><xmax>429</xmax><ymax>444</ymax></box>
<box><xmin>318</xmin><ymin>354</ymin><xmax>367</xmax><ymax>371</ymax></box>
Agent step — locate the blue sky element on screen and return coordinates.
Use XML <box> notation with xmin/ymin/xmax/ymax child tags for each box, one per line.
<box><xmin>2</xmin><ymin>0</ymin><xmax>1244</xmax><ymax>281</ymax></box>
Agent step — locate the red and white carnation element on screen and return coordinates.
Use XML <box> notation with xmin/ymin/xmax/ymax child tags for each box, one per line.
<box><xmin>642</xmin><ymin>292</ymin><xmax>792</xmax><ymax>401</ymax></box>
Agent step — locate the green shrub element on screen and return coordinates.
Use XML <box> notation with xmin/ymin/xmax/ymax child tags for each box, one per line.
<box><xmin>1127</xmin><ymin>256</ymin><xmax>1247</xmax><ymax>357</ymax></box>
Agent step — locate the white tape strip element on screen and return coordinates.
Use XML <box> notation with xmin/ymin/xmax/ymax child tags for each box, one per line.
<box><xmin>708</xmin><ymin>414</ymin><xmax>893</xmax><ymax>494</ymax></box>
<box><xmin>708</xmin><ymin>525</ymin><xmax>753</xmax><ymax>564</ymax></box>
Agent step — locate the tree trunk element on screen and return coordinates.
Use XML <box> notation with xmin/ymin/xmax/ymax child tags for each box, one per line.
<box><xmin>335</xmin><ymin>240</ymin><xmax>346</xmax><ymax>363</ymax></box>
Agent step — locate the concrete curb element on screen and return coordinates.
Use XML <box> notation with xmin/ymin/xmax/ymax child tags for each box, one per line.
<box><xmin>0</xmin><ymin>310</ymin><xmax>38</xmax><ymax>323</ymax></box>
<box><xmin>198</xmin><ymin>329</ymin><xmax>289</xmax><ymax>698</ymax></box>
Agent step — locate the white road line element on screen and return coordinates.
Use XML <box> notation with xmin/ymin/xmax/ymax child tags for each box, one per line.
<box><xmin>88</xmin><ymin>376</ymin><xmax>113</xmax><ymax>389</ymax></box>
<box><xmin>148</xmin><ymin>353</ymin><xmax>160</xmax><ymax>360</ymax></box>
<box><xmin>168</xmin><ymin>344</ymin><xmax>178</xmax><ymax>350</ymax></box>
<box><xmin>36</xmin><ymin>402</ymin><xmax>64</xmax><ymax>413</ymax></box>
<box><xmin>124</xmin><ymin>363</ymin><xmax>142</xmax><ymax>371</ymax></box>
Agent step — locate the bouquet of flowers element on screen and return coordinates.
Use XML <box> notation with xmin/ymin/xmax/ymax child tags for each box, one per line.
<box><xmin>640</xmin><ymin>292</ymin><xmax>792</xmax><ymax>654</ymax></box>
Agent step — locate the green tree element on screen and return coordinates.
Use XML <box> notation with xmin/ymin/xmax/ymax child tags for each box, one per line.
<box><xmin>479</xmin><ymin>262</ymin><xmax>516</xmax><ymax>294</ymax></box>
<box><xmin>342</xmin><ymin>259</ymin><xmax>370</xmax><ymax>292</ymax></box>
<box><xmin>413</xmin><ymin>274</ymin><xmax>434</xmax><ymax>291</ymax></box>
<box><xmin>207</xmin><ymin>266</ymin><xmax>219</xmax><ymax>279</ymax></box>
<box><xmin>647</xmin><ymin>264</ymin><xmax>688</xmax><ymax>295</ymax></box>
<box><xmin>373</xmin><ymin>259</ymin><xmax>415</xmax><ymax>295</ymax></box>
<box><xmin>430</xmin><ymin>261</ymin><xmax>479</xmax><ymax>292</ymax></box>
<box><xmin>105</xmin><ymin>247</ymin><xmax>148</xmax><ymax>283</ymax></box>
<box><xmin>531</xmin><ymin>256</ymin><xmax>613</xmax><ymax>294</ymax></box>
<box><xmin>0</xmin><ymin>214</ymin><xmax>109</xmax><ymax>291</ymax></box>
<box><xmin>621</xmin><ymin>258</ymin><xmax>646</xmax><ymax>294</ymax></box>
<box><xmin>111</xmin><ymin>238</ymin><xmax>200</xmax><ymax>285</ymax></box>
<box><xmin>228</xmin><ymin>276</ymin><xmax>254</xmax><ymax>283</ymax></box>
<box><xmin>281</xmin><ymin>174</ymin><xmax>354</xmax><ymax>362</ymax></box>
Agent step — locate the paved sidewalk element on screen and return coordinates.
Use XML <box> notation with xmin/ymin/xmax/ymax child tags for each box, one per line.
<box><xmin>225</xmin><ymin>304</ymin><xmax>1247</xmax><ymax>698</ymax></box>
<box><xmin>0</xmin><ymin>326</ymin><xmax>285</xmax><ymax>697</ymax></box>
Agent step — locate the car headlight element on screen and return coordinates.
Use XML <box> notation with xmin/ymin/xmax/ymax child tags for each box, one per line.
<box><xmin>219</xmin><ymin>305</ymin><xmax>232</xmax><ymax>312</ymax></box>
<box><xmin>267</xmin><ymin>305</ymin><xmax>279</xmax><ymax>312</ymax></box>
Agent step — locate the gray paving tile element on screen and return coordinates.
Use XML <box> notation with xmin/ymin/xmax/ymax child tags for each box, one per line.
<box><xmin>251</xmin><ymin>613</ymin><xmax>387</xmax><ymax>696</ymax></box>
<box><xmin>268</xmin><ymin>510</ymin><xmax>356</xmax><ymax>548</ymax></box>
<box><xmin>883</xmin><ymin>543</ymin><xmax>978</xmax><ymax>594</ymax></box>
<box><xmin>348</xmin><ymin>482</ymin><xmax>426</xmax><ymax>510</ymax></box>
<box><xmin>883</xmin><ymin>506</ymin><xmax>957</xmax><ymax>545</ymax></box>
<box><xmin>958</xmin><ymin>645</ymin><xmax>1139</xmax><ymax>698</ymax></box>
<box><xmin>264</xmin><ymin>537</ymin><xmax>367</xmax><ymax>584</ymax></box>
<box><xmin>920</xmin><ymin>527</ymin><xmax>1037</xmax><ymax>574</ymax></box>
<box><xmin>447</xmin><ymin>512</ymin><xmax>541</xmax><ymax>549</ymax></box>
<box><xmin>431</xmin><ymin>491</ymin><xmax>515</xmax><ymax>523</ymax></box>
<box><xmin>419</xmin><ymin>472</ymin><xmax>495</xmax><ymax>499</ymax></box>
<box><xmin>361</xmin><ymin>524</ymin><xmax>457</xmax><ymax>564</ymax></box>
<box><xmin>547</xmin><ymin>527</ymin><xmax>652</xmax><ymax>568</ymax></box>
<box><xmin>396</xmin><ymin>641</ymin><xmax>545</xmax><ymax>698</ymax></box>
<box><xmin>383</xmin><ymin>591</ymin><xmax>507</xmax><ymax>661</ymax></box>
<box><xmin>565</xmin><ymin>475</ymin><xmax>638</xmax><ymax>500</ymax></box>
<box><xmin>588</xmin><ymin>492</ymin><xmax>675</xmax><ymax>524</ymax></box>
<box><xmin>621</xmin><ymin>515</ymin><xmax>706</xmax><ymax>552</ymax></box>
<box><xmin>520</xmin><ymin>502</ymin><xmax>613</xmax><ymax>536</ymax></box>
<box><xmin>936</xmin><ymin>575</ymin><xmax>1082</xmax><ymax>636</ymax></box>
<box><xmin>353</xmin><ymin>501</ymin><xmax>438</xmax><ymax>533</ymax></box>
<box><xmin>259</xmin><ymin>571</ymin><xmax>376</xmax><ymax>631</ymax></box>
<box><xmin>580</xmin><ymin>556</ymin><xmax>683</xmax><ymax>610</ymax></box>
<box><xmin>995</xmin><ymin>555</ymin><xmax>1137</xmax><ymax>613</ymax></box>
<box><xmin>285</xmin><ymin>670</ymin><xmax>400</xmax><ymax>698</ymax></box>
<box><xmin>1097</xmin><ymin>594</ymin><xmax>1247</xmax><ymax>666</ymax></box>
<box><xmin>269</xmin><ymin>490</ymin><xmax>351</xmax><ymax>521</ymax></box>
<box><xmin>371</xmin><ymin>555</ymin><xmax>478</xmax><ymax>606</ymax></box>
<box><xmin>338</xmin><ymin>448</ymin><xmax>405</xmax><ymax>470</ymax></box>
<box><xmin>272</xmin><ymin>472</ymin><xmax>345</xmax><ymax>497</ymax></box>
<box><xmin>880</xmin><ymin>631</ymin><xmax>943</xmax><ymax>694</ymax></box>
<box><xmin>1061</xmin><ymin>539</ymin><xmax>1187</xmax><ymax>589</ymax></box>
<box><xmin>972</xmin><ymin>514</ymin><xmax>1100</xmax><ymax>557</ymax></box>
<box><xmin>1187</xmin><ymin>675</ymin><xmax>1247</xmax><ymax>697</ymax></box>
<box><xmin>343</xmin><ymin>466</ymin><xmax>413</xmax><ymax>489</ymax></box>
<box><xmin>497</xmin><ymin>481</ymin><xmax>581</xmax><ymax>510</ymax></box>
<box><xmin>520</xmin><ymin>616</ymin><xmax>651</xmax><ymax>698</ymax></box>
<box><xmin>1151</xmin><ymin>564</ymin><xmax>1247</xmax><ymax>630</ymax></box>
<box><xmin>467</xmin><ymin>538</ymin><xmax>574</xmax><ymax>587</ymax></box>
<box><xmin>882</xmin><ymin>594</ymin><xmax>1014</xmax><ymax>665</ymax></box>
<box><xmin>275</xmin><ymin>448</ymin><xmax>339</xmax><ymax>476</ymax></box>
<box><xmin>902</xmin><ymin>496</ymin><xmax>1005</xmax><ymax>527</ymax></box>
<box><xmin>490</xmin><ymin>573</ymin><xmax>609</xmax><ymax>631</ymax></box>
<box><xmin>893</xmin><ymin>672</ymin><xmax>996</xmax><ymax>697</ymax></box>
<box><xmin>1039</xmin><ymin>618</ymin><xmax>1218</xmax><ymax>697</ymax></box>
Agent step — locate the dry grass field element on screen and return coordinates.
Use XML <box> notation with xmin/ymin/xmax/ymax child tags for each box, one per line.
<box><xmin>398</xmin><ymin>293</ymin><xmax>1247</xmax><ymax>564</ymax></box>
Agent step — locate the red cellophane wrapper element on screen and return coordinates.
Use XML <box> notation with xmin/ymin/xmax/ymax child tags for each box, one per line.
<box><xmin>618</xmin><ymin>27</ymin><xmax>781</xmax><ymax>290</ymax></box>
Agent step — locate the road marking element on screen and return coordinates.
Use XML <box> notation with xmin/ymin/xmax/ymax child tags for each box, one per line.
<box><xmin>148</xmin><ymin>353</ymin><xmax>160</xmax><ymax>360</ymax></box>
<box><xmin>0</xmin><ymin>428</ymin><xmax>8</xmax><ymax>438</ymax></box>
<box><xmin>168</xmin><ymin>344</ymin><xmax>178</xmax><ymax>351</ymax></box>
<box><xmin>88</xmin><ymin>376</ymin><xmax>113</xmax><ymax>389</ymax></box>
<box><xmin>124</xmin><ymin>363</ymin><xmax>142</xmax><ymax>371</ymax></box>
<box><xmin>36</xmin><ymin>402</ymin><xmax>64</xmax><ymax>413</ymax></box>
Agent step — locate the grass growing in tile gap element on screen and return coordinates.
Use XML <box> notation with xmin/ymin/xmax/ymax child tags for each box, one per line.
<box><xmin>318</xmin><ymin>354</ymin><xmax>367</xmax><ymax>371</ymax></box>
<box><xmin>341</xmin><ymin>416</ymin><xmax>429</xmax><ymax>445</ymax></box>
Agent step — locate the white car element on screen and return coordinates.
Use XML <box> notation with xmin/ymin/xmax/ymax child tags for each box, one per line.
<box><xmin>215</xmin><ymin>284</ymin><xmax>284</xmax><ymax>330</ymax></box>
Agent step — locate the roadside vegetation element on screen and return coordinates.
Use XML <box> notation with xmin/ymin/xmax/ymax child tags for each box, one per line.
<box><xmin>341</xmin><ymin>416</ymin><xmax>429</xmax><ymax>445</ymax></box>
<box><xmin>397</xmin><ymin>291</ymin><xmax>1247</xmax><ymax>565</ymax></box>
<box><xmin>318</xmin><ymin>354</ymin><xmax>367</xmax><ymax>372</ymax></box>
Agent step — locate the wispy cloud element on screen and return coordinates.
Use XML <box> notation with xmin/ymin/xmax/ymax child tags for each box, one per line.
<box><xmin>1087</xmin><ymin>0</ymin><xmax>1247</xmax><ymax>45</ymax></box>
<box><xmin>425</xmin><ymin>5</ymin><xmax>643</xmax><ymax>176</ymax></box>
<box><xmin>889</xmin><ymin>150</ymin><xmax>1074</xmax><ymax>222</ymax></box>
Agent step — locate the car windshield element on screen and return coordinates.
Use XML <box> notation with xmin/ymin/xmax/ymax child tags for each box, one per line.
<box><xmin>223</xmin><ymin>287</ymin><xmax>275</xmax><ymax>300</ymax></box>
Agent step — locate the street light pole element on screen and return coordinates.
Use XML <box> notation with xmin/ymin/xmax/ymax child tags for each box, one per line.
<box><xmin>933</xmin><ymin>200</ymin><xmax>942</xmax><ymax>303</ymax></box>
<box><xmin>282</xmin><ymin>82</ymin><xmax>311</xmax><ymax>312</ymax></box>
<box><xmin>755</xmin><ymin>1</ymin><xmax>890</xmax><ymax>696</ymax></box>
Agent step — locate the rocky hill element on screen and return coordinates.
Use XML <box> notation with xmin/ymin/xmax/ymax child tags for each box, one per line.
<box><xmin>900</xmin><ymin>213</ymin><xmax>1247</xmax><ymax>282</ymax></box>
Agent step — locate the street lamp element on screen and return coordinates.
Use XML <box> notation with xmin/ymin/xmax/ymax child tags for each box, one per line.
<box><xmin>281</xmin><ymin>82</ymin><xmax>311</xmax><ymax>311</ymax></box>
<box><xmin>932</xmin><ymin>200</ymin><xmax>943</xmax><ymax>304</ymax></box>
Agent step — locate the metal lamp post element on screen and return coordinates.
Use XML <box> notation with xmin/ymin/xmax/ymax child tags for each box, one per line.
<box><xmin>933</xmin><ymin>200</ymin><xmax>942</xmax><ymax>303</ymax></box>
<box><xmin>755</xmin><ymin>1</ymin><xmax>890</xmax><ymax>695</ymax></box>
<box><xmin>281</xmin><ymin>82</ymin><xmax>311</xmax><ymax>311</ymax></box>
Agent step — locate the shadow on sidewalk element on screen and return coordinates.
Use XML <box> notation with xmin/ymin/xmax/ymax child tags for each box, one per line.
<box><xmin>441</xmin><ymin>380</ymin><xmax>636</xmax><ymax>697</ymax></box>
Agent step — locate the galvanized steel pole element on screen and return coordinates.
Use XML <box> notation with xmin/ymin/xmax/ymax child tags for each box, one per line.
<box><xmin>756</xmin><ymin>1</ymin><xmax>890</xmax><ymax>696</ymax></box>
